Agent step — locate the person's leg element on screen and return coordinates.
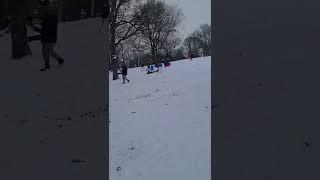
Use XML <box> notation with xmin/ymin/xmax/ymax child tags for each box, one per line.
<box><xmin>122</xmin><ymin>75</ymin><xmax>126</xmax><ymax>83</ymax></box>
<box><xmin>50</xmin><ymin>44</ymin><xmax>64</xmax><ymax>64</ymax></box>
<box><xmin>126</xmin><ymin>75</ymin><xmax>129</xmax><ymax>82</ymax></box>
<box><xmin>41</xmin><ymin>43</ymin><xmax>51</xmax><ymax>68</ymax></box>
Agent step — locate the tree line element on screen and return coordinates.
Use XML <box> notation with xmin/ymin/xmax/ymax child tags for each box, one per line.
<box><xmin>107</xmin><ymin>0</ymin><xmax>212</xmax><ymax>80</ymax></box>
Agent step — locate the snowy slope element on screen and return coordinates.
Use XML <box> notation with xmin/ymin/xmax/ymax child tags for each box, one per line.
<box><xmin>0</xmin><ymin>19</ymin><xmax>108</xmax><ymax>180</ymax></box>
<box><xmin>110</xmin><ymin>57</ymin><xmax>211</xmax><ymax>180</ymax></box>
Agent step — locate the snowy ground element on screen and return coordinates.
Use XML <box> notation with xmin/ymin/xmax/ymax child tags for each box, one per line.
<box><xmin>0</xmin><ymin>18</ymin><xmax>211</xmax><ymax>179</ymax></box>
<box><xmin>0</xmin><ymin>19</ymin><xmax>108</xmax><ymax>180</ymax></box>
<box><xmin>110</xmin><ymin>57</ymin><xmax>211</xmax><ymax>180</ymax></box>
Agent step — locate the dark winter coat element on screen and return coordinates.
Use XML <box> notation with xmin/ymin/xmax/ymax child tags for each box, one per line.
<box><xmin>32</xmin><ymin>6</ymin><xmax>58</xmax><ymax>43</ymax></box>
<box><xmin>121</xmin><ymin>65</ymin><xmax>128</xmax><ymax>75</ymax></box>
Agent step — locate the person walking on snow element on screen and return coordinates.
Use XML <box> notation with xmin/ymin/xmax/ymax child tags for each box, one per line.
<box><xmin>31</xmin><ymin>0</ymin><xmax>65</xmax><ymax>71</ymax></box>
<box><xmin>120</xmin><ymin>62</ymin><xmax>129</xmax><ymax>84</ymax></box>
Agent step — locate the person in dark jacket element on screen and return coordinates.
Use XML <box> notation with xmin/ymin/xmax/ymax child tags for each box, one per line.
<box><xmin>31</xmin><ymin>0</ymin><xmax>64</xmax><ymax>71</ymax></box>
<box><xmin>120</xmin><ymin>62</ymin><xmax>130</xmax><ymax>84</ymax></box>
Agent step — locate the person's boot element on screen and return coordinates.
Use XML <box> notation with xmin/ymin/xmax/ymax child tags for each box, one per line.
<box><xmin>127</xmin><ymin>79</ymin><xmax>130</xmax><ymax>83</ymax></box>
<box><xmin>55</xmin><ymin>58</ymin><xmax>64</xmax><ymax>69</ymax></box>
<box><xmin>57</xmin><ymin>58</ymin><xmax>65</xmax><ymax>67</ymax></box>
<box><xmin>121</xmin><ymin>81</ymin><xmax>125</xmax><ymax>84</ymax></box>
<box><xmin>40</xmin><ymin>65</ymin><xmax>50</xmax><ymax>71</ymax></box>
<box><xmin>58</xmin><ymin>58</ymin><xmax>64</xmax><ymax>65</ymax></box>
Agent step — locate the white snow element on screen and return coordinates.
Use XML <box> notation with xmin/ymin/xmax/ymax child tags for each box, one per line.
<box><xmin>0</xmin><ymin>18</ymin><xmax>211</xmax><ymax>180</ymax></box>
<box><xmin>110</xmin><ymin>57</ymin><xmax>211</xmax><ymax>180</ymax></box>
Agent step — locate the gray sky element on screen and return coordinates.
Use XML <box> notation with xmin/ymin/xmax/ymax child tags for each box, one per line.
<box><xmin>163</xmin><ymin>0</ymin><xmax>211</xmax><ymax>40</ymax></box>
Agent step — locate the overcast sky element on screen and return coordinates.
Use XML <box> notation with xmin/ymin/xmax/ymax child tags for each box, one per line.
<box><xmin>163</xmin><ymin>0</ymin><xmax>211</xmax><ymax>40</ymax></box>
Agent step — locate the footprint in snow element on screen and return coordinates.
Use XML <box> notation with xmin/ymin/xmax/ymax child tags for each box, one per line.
<box><xmin>172</xmin><ymin>92</ymin><xmax>179</xmax><ymax>96</ymax></box>
<box><xmin>72</xmin><ymin>158</ymin><xmax>88</xmax><ymax>163</ymax></box>
<box><xmin>116</xmin><ymin>166</ymin><xmax>121</xmax><ymax>172</ymax></box>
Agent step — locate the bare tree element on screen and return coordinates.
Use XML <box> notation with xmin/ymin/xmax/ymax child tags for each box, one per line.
<box><xmin>109</xmin><ymin>0</ymin><xmax>143</xmax><ymax>80</ymax></box>
<box><xmin>194</xmin><ymin>24</ymin><xmax>211</xmax><ymax>56</ymax></box>
<box><xmin>183</xmin><ymin>23</ymin><xmax>212</xmax><ymax>58</ymax></box>
<box><xmin>183</xmin><ymin>34</ymin><xmax>201</xmax><ymax>57</ymax></box>
<box><xmin>183</xmin><ymin>36</ymin><xmax>192</xmax><ymax>57</ymax></box>
<box><xmin>137</xmin><ymin>0</ymin><xmax>183</xmax><ymax>64</ymax></box>
<box><xmin>127</xmin><ymin>34</ymin><xmax>149</xmax><ymax>66</ymax></box>
<box><xmin>159</xmin><ymin>32</ymin><xmax>181</xmax><ymax>59</ymax></box>
<box><xmin>117</xmin><ymin>40</ymin><xmax>133</xmax><ymax>63</ymax></box>
<box><xmin>173</xmin><ymin>47</ymin><xmax>185</xmax><ymax>60</ymax></box>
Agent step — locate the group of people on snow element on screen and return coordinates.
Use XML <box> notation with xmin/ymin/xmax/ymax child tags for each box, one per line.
<box><xmin>115</xmin><ymin>58</ymin><xmax>172</xmax><ymax>84</ymax></box>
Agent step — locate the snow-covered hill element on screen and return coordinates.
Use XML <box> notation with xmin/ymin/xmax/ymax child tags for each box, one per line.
<box><xmin>110</xmin><ymin>57</ymin><xmax>211</xmax><ymax>180</ymax></box>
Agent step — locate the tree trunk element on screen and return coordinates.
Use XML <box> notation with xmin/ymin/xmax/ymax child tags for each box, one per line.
<box><xmin>188</xmin><ymin>41</ymin><xmax>192</xmax><ymax>57</ymax></box>
<box><xmin>90</xmin><ymin>0</ymin><xmax>95</xmax><ymax>17</ymax></box>
<box><xmin>155</xmin><ymin>47</ymin><xmax>161</xmax><ymax>65</ymax></box>
<box><xmin>110</xmin><ymin>0</ymin><xmax>119</xmax><ymax>80</ymax></box>
<box><xmin>11</xmin><ymin>15</ymin><xmax>31</xmax><ymax>59</ymax></box>
<box><xmin>151</xmin><ymin>46</ymin><xmax>156</xmax><ymax>63</ymax></box>
<box><xmin>110</xmin><ymin>28</ymin><xmax>119</xmax><ymax>80</ymax></box>
<box><xmin>110</xmin><ymin>43</ymin><xmax>119</xmax><ymax>80</ymax></box>
<box><xmin>105</xmin><ymin>15</ymin><xmax>111</xmax><ymax>79</ymax></box>
<box><xmin>9</xmin><ymin>0</ymin><xmax>31</xmax><ymax>59</ymax></box>
<box><xmin>112</xmin><ymin>67</ymin><xmax>118</xmax><ymax>80</ymax></box>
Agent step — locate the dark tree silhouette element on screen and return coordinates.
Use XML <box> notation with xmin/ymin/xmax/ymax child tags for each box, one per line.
<box><xmin>9</xmin><ymin>0</ymin><xmax>32</xmax><ymax>59</ymax></box>
<box><xmin>136</xmin><ymin>0</ymin><xmax>183</xmax><ymax>65</ymax></box>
